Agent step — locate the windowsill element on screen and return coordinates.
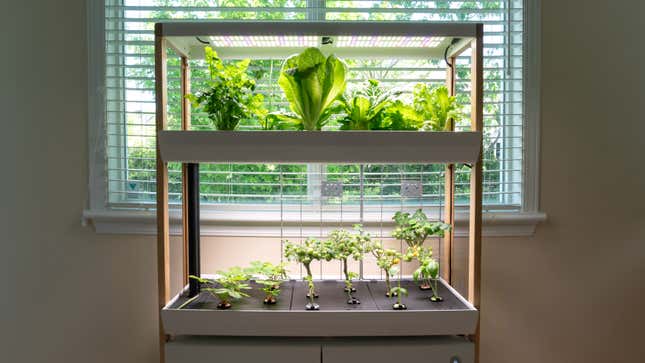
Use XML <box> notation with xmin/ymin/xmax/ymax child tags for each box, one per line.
<box><xmin>82</xmin><ymin>208</ymin><xmax>546</xmax><ymax>237</ymax></box>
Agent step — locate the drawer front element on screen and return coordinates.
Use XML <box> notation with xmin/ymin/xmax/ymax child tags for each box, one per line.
<box><xmin>166</xmin><ymin>337</ymin><xmax>320</xmax><ymax>363</ymax></box>
<box><xmin>322</xmin><ymin>337</ymin><xmax>473</xmax><ymax>363</ymax></box>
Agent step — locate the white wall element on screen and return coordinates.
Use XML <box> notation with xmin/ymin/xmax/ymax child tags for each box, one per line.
<box><xmin>2</xmin><ymin>1</ymin><xmax>644</xmax><ymax>362</ymax></box>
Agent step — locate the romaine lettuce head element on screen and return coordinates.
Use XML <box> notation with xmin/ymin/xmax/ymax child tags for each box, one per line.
<box><xmin>278</xmin><ymin>47</ymin><xmax>347</xmax><ymax>130</ymax></box>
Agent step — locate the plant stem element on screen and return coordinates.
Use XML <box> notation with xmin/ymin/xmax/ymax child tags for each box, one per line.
<box><xmin>342</xmin><ymin>258</ymin><xmax>349</xmax><ymax>282</ymax></box>
<box><xmin>385</xmin><ymin>271</ymin><xmax>391</xmax><ymax>294</ymax></box>
<box><xmin>304</xmin><ymin>263</ymin><xmax>315</xmax><ymax>304</ymax></box>
<box><xmin>397</xmin><ymin>279</ymin><xmax>402</xmax><ymax>305</ymax></box>
<box><xmin>177</xmin><ymin>294</ymin><xmax>199</xmax><ymax>310</ymax></box>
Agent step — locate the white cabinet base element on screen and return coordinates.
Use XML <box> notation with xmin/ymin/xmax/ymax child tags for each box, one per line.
<box><xmin>166</xmin><ymin>336</ymin><xmax>473</xmax><ymax>363</ymax></box>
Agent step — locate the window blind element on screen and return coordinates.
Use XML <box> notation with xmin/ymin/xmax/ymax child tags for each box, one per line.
<box><xmin>104</xmin><ymin>0</ymin><xmax>523</xmax><ymax>211</ymax></box>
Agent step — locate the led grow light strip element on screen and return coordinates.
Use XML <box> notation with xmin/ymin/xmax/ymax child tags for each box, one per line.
<box><xmin>334</xmin><ymin>36</ymin><xmax>445</xmax><ymax>48</ymax></box>
<box><xmin>205</xmin><ymin>35</ymin><xmax>445</xmax><ymax>48</ymax></box>
<box><xmin>208</xmin><ymin>35</ymin><xmax>318</xmax><ymax>47</ymax></box>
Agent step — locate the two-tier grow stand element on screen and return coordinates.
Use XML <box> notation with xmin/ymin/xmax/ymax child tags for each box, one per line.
<box><xmin>155</xmin><ymin>21</ymin><xmax>483</xmax><ymax>363</ymax></box>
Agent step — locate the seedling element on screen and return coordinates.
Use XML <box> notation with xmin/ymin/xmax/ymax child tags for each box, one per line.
<box><xmin>392</xmin><ymin>209</ymin><xmax>451</xmax><ymax>250</ymax></box>
<box><xmin>284</xmin><ymin>238</ymin><xmax>334</xmax><ymax>310</ymax></box>
<box><xmin>245</xmin><ymin>261</ymin><xmax>288</xmax><ymax>305</ymax></box>
<box><xmin>390</xmin><ymin>278</ymin><xmax>408</xmax><ymax>310</ymax></box>
<box><xmin>328</xmin><ymin>225</ymin><xmax>370</xmax><ymax>304</ymax></box>
<box><xmin>427</xmin><ymin>258</ymin><xmax>443</xmax><ymax>302</ymax></box>
<box><xmin>408</xmin><ymin>247</ymin><xmax>436</xmax><ymax>291</ymax></box>
<box><xmin>187</xmin><ymin>268</ymin><xmax>251</xmax><ymax>310</ymax></box>
<box><xmin>366</xmin><ymin>241</ymin><xmax>403</xmax><ymax>298</ymax></box>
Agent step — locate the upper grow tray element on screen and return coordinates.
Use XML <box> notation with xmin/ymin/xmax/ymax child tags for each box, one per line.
<box><xmin>162</xmin><ymin>280</ymin><xmax>478</xmax><ymax>336</ymax></box>
<box><xmin>158</xmin><ymin>131</ymin><xmax>482</xmax><ymax>164</ymax></box>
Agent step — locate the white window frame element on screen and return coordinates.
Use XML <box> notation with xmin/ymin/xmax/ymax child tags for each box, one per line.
<box><xmin>83</xmin><ymin>0</ymin><xmax>546</xmax><ymax>237</ymax></box>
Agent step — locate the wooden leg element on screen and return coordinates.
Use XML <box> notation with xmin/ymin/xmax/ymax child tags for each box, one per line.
<box><xmin>155</xmin><ymin>28</ymin><xmax>169</xmax><ymax>363</ymax></box>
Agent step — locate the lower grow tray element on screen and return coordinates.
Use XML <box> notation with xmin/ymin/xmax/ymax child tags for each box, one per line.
<box><xmin>161</xmin><ymin>279</ymin><xmax>478</xmax><ymax>337</ymax></box>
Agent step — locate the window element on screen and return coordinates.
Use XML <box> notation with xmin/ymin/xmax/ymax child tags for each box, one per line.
<box><xmin>86</xmin><ymin>0</ymin><xmax>543</xmax><ymax>235</ymax></box>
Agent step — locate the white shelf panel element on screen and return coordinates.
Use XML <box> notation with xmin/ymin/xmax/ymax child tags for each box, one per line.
<box><xmin>158</xmin><ymin>131</ymin><xmax>482</xmax><ymax>164</ymax></box>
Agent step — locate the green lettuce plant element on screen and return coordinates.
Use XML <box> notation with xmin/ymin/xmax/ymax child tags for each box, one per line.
<box><xmin>284</xmin><ymin>238</ymin><xmax>334</xmax><ymax>310</ymax></box>
<box><xmin>413</xmin><ymin>84</ymin><xmax>464</xmax><ymax>131</ymax></box>
<box><xmin>379</xmin><ymin>100</ymin><xmax>424</xmax><ymax>130</ymax></box>
<box><xmin>245</xmin><ymin>261</ymin><xmax>288</xmax><ymax>305</ymax></box>
<box><xmin>187</xmin><ymin>267</ymin><xmax>251</xmax><ymax>310</ymax></box>
<box><xmin>187</xmin><ymin>47</ymin><xmax>266</xmax><ymax>130</ymax></box>
<box><xmin>336</xmin><ymin>79</ymin><xmax>398</xmax><ymax>130</ymax></box>
<box><xmin>273</xmin><ymin>47</ymin><xmax>347</xmax><ymax>130</ymax></box>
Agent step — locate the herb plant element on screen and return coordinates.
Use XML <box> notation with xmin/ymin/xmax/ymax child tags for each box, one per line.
<box><xmin>413</xmin><ymin>84</ymin><xmax>464</xmax><ymax>131</ymax></box>
<box><xmin>188</xmin><ymin>267</ymin><xmax>251</xmax><ymax>310</ymax></box>
<box><xmin>392</xmin><ymin>209</ymin><xmax>451</xmax><ymax>249</ymax></box>
<box><xmin>274</xmin><ymin>47</ymin><xmax>347</xmax><ymax>130</ymax></box>
<box><xmin>245</xmin><ymin>261</ymin><xmax>288</xmax><ymax>305</ymax></box>
<box><xmin>187</xmin><ymin>47</ymin><xmax>266</xmax><ymax>130</ymax></box>
<box><xmin>284</xmin><ymin>238</ymin><xmax>334</xmax><ymax>310</ymax></box>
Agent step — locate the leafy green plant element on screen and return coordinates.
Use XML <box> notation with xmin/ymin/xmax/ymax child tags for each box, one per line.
<box><xmin>369</xmin><ymin>246</ymin><xmax>403</xmax><ymax>297</ymax></box>
<box><xmin>187</xmin><ymin>268</ymin><xmax>251</xmax><ymax>309</ymax></box>
<box><xmin>409</xmin><ymin>247</ymin><xmax>437</xmax><ymax>291</ymax></box>
<box><xmin>245</xmin><ymin>261</ymin><xmax>288</xmax><ymax>304</ymax></box>
<box><xmin>273</xmin><ymin>47</ymin><xmax>348</xmax><ymax>130</ymax></box>
<box><xmin>335</xmin><ymin>79</ymin><xmax>398</xmax><ymax>130</ymax></box>
<box><xmin>427</xmin><ymin>258</ymin><xmax>443</xmax><ymax>302</ymax></box>
<box><xmin>378</xmin><ymin>100</ymin><xmax>424</xmax><ymax>130</ymax></box>
<box><xmin>413</xmin><ymin>84</ymin><xmax>464</xmax><ymax>131</ymax></box>
<box><xmin>284</xmin><ymin>238</ymin><xmax>335</xmax><ymax>310</ymax></box>
<box><xmin>390</xmin><ymin>280</ymin><xmax>408</xmax><ymax>310</ymax></box>
<box><xmin>392</xmin><ymin>209</ymin><xmax>451</xmax><ymax>249</ymax></box>
<box><xmin>187</xmin><ymin>47</ymin><xmax>266</xmax><ymax>130</ymax></box>
<box><xmin>327</xmin><ymin>225</ymin><xmax>370</xmax><ymax>304</ymax></box>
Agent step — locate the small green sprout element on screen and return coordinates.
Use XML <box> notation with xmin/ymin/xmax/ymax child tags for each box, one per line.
<box><xmin>188</xmin><ymin>267</ymin><xmax>251</xmax><ymax>310</ymax></box>
<box><xmin>391</xmin><ymin>280</ymin><xmax>408</xmax><ymax>310</ymax></box>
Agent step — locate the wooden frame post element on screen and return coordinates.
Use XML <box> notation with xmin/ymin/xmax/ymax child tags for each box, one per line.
<box><xmin>441</xmin><ymin>56</ymin><xmax>457</xmax><ymax>284</ymax></box>
<box><xmin>469</xmin><ymin>24</ymin><xmax>484</xmax><ymax>363</ymax></box>
<box><xmin>180</xmin><ymin>57</ymin><xmax>191</xmax><ymax>287</ymax></box>
<box><xmin>154</xmin><ymin>24</ymin><xmax>170</xmax><ymax>363</ymax></box>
